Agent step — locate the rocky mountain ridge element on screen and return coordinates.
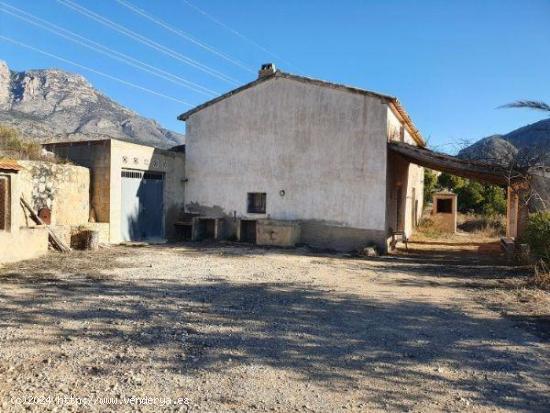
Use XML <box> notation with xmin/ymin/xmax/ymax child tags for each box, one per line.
<box><xmin>458</xmin><ymin>118</ymin><xmax>550</xmax><ymax>166</ymax></box>
<box><xmin>0</xmin><ymin>61</ymin><xmax>184</xmax><ymax>149</ymax></box>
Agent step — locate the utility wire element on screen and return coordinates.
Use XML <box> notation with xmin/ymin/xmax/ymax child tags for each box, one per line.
<box><xmin>0</xmin><ymin>35</ymin><xmax>193</xmax><ymax>106</ymax></box>
<box><xmin>182</xmin><ymin>0</ymin><xmax>298</xmax><ymax>71</ymax></box>
<box><xmin>0</xmin><ymin>2</ymin><xmax>218</xmax><ymax>97</ymax></box>
<box><xmin>115</xmin><ymin>0</ymin><xmax>255</xmax><ymax>74</ymax></box>
<box><xmin>56</xmin><ymin>0</ymin><xmax>240</xmax><ymax>85</ymax></box>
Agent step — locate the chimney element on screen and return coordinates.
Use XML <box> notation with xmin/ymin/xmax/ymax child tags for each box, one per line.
<box><xmin>258</xmin><ymin>63</ymin><xmax>276</xmax><ymax>78</ymax></box>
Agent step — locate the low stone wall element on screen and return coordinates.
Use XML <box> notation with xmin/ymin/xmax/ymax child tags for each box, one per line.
<box><xmin>0</xmin><ymin>160</ymin><xmax>91</xmax><ymax>264</ymax></box>
<box><xmin>0</xmin><ymin>226</ymin><xmax>48</xmax><ymax>264</ymax></box>
<box><xmin>18</xmin><ymin>161</ymin><xmax>90</xmax><ymax>226</ymax></box>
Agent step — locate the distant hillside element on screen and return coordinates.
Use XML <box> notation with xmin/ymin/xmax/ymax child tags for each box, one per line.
<box><xmin>458</xmin><ymin>118</ymin><xmax>550</xmax><ymax>166</ymax></box>
<box><xmin>0</xmin><ymin>61</ymin><xmax>184</xmax><ymax>149</ymax></box>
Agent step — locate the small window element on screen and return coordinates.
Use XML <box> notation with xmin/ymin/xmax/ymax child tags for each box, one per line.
<box><xmin>247</xmin><ymin>192</ymin><xmax>266</xmax><ymax>214</ymax></box>
<box><xmin>0</xmin><ymin>176</ymin><xmax>10</xmax><ymax>231</ymax></box>
<box><xmin>436</xmin><ymin>198</ymin><xmax>453</xmax><ymax>213</ymax></box>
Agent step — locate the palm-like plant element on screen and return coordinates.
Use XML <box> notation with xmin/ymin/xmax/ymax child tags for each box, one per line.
<box><xmin>499</xmin><ymin>100</ymin><xmax>550</xmax><ymax>114</ymax></box>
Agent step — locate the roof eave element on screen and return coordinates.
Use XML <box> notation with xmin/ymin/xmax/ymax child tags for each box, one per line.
<box><xmin>178</xmin><ymin>72</ymin><xmax>279</xmax><ymax>121</ymax></box>
<box><xmin>177</xmin><ymin>71</ymin><xmax>426</xmax><ymax>149</ymax></box>
<box><xmin>388</xmin><ymin>100</ymin><xmax>425</xmax><ymax>147</ymax></box>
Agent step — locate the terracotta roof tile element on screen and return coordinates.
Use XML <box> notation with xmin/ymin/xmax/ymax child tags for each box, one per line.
<box><xmin>0</xmin><ymin>158</ymin><xmax>22</xmax><ymax>172</ymax></box>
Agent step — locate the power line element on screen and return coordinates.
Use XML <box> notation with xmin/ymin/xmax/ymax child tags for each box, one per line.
<box><xmin>182</xmin><ymin>0</ymin><xmax>298</xmax><ymax>71</ymax></box>
<box><xmin>0</xmin><ymin>35</ymin><xmax>193</xmax><ymax>106</ymax></box>
<box><xmin>0</xmin><ymin>2</ymin><xmax>218</xmax><ymax>97</ymax></box>
<box><xmin>114</xmin><ymin>0</ymin><xmax>255</xmax><ymax>74</ymax></box>
<box><xmin>56</xmin><ymin>0</ymin><xmax>241</xmax><ymax>85</ymax></box>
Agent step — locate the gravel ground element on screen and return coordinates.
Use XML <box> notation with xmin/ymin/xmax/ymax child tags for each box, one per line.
<box><xmin>0</xmin><ymin>242</ymin><xmax>548</xmax><ymax>412</ymax></box>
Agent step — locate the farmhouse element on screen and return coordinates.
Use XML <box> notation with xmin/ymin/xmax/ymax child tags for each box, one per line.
<box><xmin>3</xmin><ymin>65</ymin><xmax>534</xmax><ymax>264</ymax></box>
<box><xmin>178</xmin><ymin>64</ymin><xmax>425</xmax><ymax>252</ymax></box>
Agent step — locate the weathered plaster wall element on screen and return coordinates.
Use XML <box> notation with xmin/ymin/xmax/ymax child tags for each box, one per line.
<box><xmin>18</xmin><ymin>160</ymin><xmax>90</xmax><ymax>226</ymax></box>
<box><xmin>0</xmin><ymin>225</ymin><xmax>48</xmax><ymax>264</ymax></box>
<box><xmin>431</xmin><ymin>193</ymin><xmax>457</xmax><ymax>233</ymax></box>
<box><xmin>44</xmin><ymin>140</ymin><xmax>111</xmax><ymax>223</ymax></box>
<box><xmin>0</xmin><ymin>171</ymin><xmax>48</xmax><ymax>264</ymax></box>
<box><xmin>109</xmin><ymin>139</ymin><xmax>186</xmax><ymax>243</ymax></box>
<box><xmin>185</xmin><ymin>77</ymin><xmax>389</xmax><ymax>250</ymax></box>
<box><xmin>386</xmin><ymin>107</ymin><xmax>424</xmax><ymax>240</ymax></box>
<box><xmin>46</xmin><ymin>139</ymin><xmax>185</xmax><ymax>244</ymax></box>
<box><xmin>404</xmin><ymin>162</ymin><xmax>424</xmax><ymax>236</ymax></box>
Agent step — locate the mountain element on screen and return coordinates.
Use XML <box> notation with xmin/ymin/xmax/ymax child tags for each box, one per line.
<box><xmin>458</xmin><ymin>118</ymin><xmax>550</xmax><ymax>166</ymax></box>
<box><xmin>0</xmin><ymin>61</ymin><xmax>184</xmax><ymax>149</ymax></box>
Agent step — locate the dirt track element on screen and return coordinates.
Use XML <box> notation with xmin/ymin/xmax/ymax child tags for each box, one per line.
<box><xmin>0</xmin><ymin>243</ymin><xmax>548</xmax><ymax>412</ymax></box>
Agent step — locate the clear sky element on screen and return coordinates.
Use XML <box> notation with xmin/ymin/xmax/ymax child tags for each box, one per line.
<box><xmin>1</xmin><ymin>0</ymin><xmax>549</xmax><ymax>152</ymax></box>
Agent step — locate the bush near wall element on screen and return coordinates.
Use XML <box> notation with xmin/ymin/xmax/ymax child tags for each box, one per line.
<box><xmin>523</xmin><ymin>211</ymin><xmax>550</xmax><ymax>263</ymax></box>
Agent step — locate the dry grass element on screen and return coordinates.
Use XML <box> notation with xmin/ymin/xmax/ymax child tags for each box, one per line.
<box><xmin>416</xmin><ymin>213</ymin><xmax>505</xmax><ymax>239</ymax></box>
<box><xmin>416</xmin><ymin>217</ymin><xmax>445</xmax><ymax>238</ymax></box>
<box><xmin>0</xmin><ymin>124</ymin><xmax>69</xmax><ymax>163</ymax></box>
<box><xmin>0</xmin><ymin>247</ymin><xmax>134</xmax><ymax>281</ymax></box>
<box><xmin>527</xmin><ymin>260</ymin><xmax>550</xmax><ymax>291</ymax></box>
<box><xmin>457</xmin><ymin>213</ymin><xmax>505</xmax><ymax>237</ymax></box>
<box><xmin>0</xmin><ymin>124</ymin><xmax>44</xmax><ymax>160</ymax></box>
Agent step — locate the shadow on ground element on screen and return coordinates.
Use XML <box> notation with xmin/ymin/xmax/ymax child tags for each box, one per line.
<box><xmin>0</xmin><ymin>244</ymin><xmax>548</xmax><ymax>411</ymax></box>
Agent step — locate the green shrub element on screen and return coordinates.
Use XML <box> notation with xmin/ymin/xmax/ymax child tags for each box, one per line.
<box><xmin>524</xmin><ymin>211</ymin><xmax>550</xmax><ymax>262</ymax></box>
<box><xmin>436</xmin><ymin>172</ymin><xmax>506</xmax><ymax>215</ymax></box>
<box><xmin>423</xmin><ymin>168</ymin><xmax>438</xmax><ymax>202</ymax></box>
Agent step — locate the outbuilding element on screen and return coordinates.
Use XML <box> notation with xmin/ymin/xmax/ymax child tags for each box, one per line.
<box><xmin>44</xmin><ymin>138</ymin><xmax>185</xmax><ymax>243</ymax></box>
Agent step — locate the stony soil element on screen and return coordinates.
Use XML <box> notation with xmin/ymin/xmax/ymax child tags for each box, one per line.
<box><xmin>0</xmin><ymin>242</ymin><xmax>548</xmax><ymax>412</ymax></box>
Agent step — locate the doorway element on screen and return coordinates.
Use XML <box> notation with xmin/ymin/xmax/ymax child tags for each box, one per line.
<box><xmin>120</xmin><ymin>169</ymin><xmax>165</xmax><ymax>241</ymax></box>
<box><xmin>240</xmin><ymin>220</ymin><xmax>257</xmax><ymax>243</ymax></box>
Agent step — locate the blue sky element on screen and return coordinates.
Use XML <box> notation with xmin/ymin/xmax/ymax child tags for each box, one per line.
<box><xmin>1</xmin><ymin>0</ymin><xmax>549</xmax><ymax>152</ymax></box>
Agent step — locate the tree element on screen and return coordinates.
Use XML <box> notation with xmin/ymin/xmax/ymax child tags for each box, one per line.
<box><xmin>423</xmin><ymin>169</ymin><xmax>438</xmax><ymax>202</ymax></box>
<box><xmin>436</xmin><ymin>172</ymin><xmax>506</xmax><ymax>215</ymax></box>
<box><xmin>481</xmin><ymin>185</ymin><xmax>506</xmax><ymax>216</ymax></box>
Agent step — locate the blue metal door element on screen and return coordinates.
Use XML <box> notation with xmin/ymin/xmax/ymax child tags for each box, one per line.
<box><xmin>121</xmin><ymin>170</ymin><xmax>164</xmax><ymax>241</ymax></box>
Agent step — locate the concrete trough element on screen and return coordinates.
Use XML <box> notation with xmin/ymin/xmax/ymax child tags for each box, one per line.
<box><xmin>256</xmin><ymin>219</ymin><xmax>301</xmax><ymax>247</ymax></box>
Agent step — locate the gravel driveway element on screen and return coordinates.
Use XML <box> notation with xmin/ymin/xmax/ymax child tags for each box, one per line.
<box><xmin>0</xmin><ymin>243</ymin><xmax>548</xmax><ymax>412</ymax></box>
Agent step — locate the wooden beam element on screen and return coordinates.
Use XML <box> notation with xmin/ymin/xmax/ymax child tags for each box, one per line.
<box><xmin>20</xmin><ymin>196</ymin><xmax>72</xmax><ymax>253</ymax></box>
<box><xmin>389</xmin><ymin>142</ymin><xmax>513</xmax><ymax>185</ymax></box>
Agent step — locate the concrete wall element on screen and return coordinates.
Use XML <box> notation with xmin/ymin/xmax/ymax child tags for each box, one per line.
<box><xmin>185</xmin><ymin>76</ymin><xmax>389</xmax><ymax>250</ymax></box>
<box><xmin>0</xmin><ymin>170</ymin><xmax>48</xmax><ymax>264</ymax></box>
<box><xmin>45</xmin><ymin>139</ymin><xmax>186</xmax><ymax>244</ymax></box>
<box><xmin>109</xmin><ymin>139</ymin><xmax>186</xmax><ymax>243</ymax></box>
<box><xmin>431</xmin><ymin>193</ymin><xmax>458</xmax><ymax>233</ymax></box>
<box><xmin>256</xmin><ymin>219</ymin><xmax>301</xmax><ymax>247</ymax></box>
<box><xmin>44</xmin><ymin>140</ymin><xmax>111</xmax><ymax>223</ymax></box>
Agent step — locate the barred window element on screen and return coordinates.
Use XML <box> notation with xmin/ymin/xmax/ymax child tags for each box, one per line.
<box><xmin>247</xmin><ymin>193</ymin><xmax>266</xmax><ymax>214</ymax></box>
<box><xmin>0</xmin><ymin>176</ymin><xmax>9</xmax><ymax>231</ymax></box>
